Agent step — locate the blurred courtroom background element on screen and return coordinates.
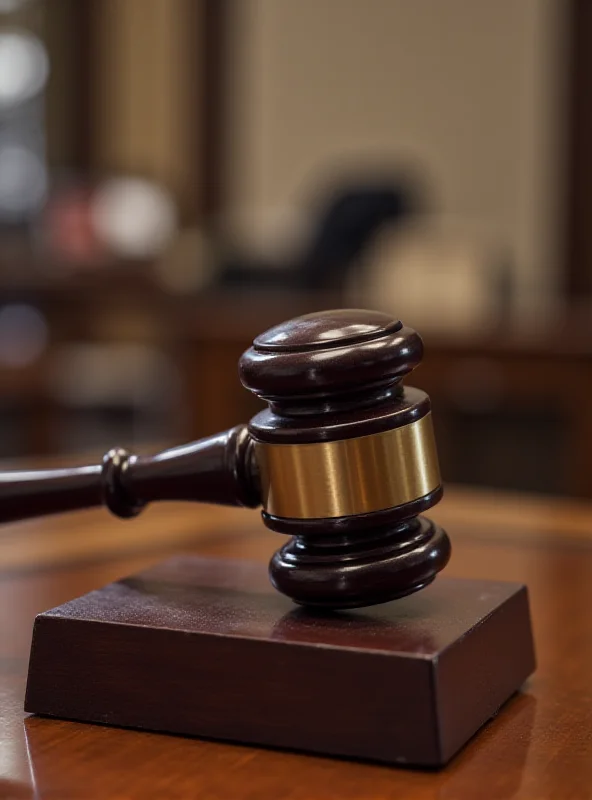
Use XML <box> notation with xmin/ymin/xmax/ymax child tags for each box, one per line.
<box><xmin>0</xmin><ymin>0</ymin><xmax>590</xmax><ymax>497</ymax></box>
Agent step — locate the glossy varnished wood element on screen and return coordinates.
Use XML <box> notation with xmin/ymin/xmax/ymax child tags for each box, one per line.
<box><xmin>0</xmin><ymin>309</ymin><xmax>450</xmax><ymax>609</ymax></box>
<box><xmin>24</xmin><ymin>558</ymin><xmax>534</xmax><ymax>767</ymax></box>
<box><xmin>1</xmin><ymin>485</ymin><xmax>592</xmax><ymax>797</ymax></box>
<box><xmin>239</xmin><ymin>309</ymin><xmax>450</xmax><ymax>606</ymax></box>
<box><xmin>0</xmin><ymin>425</ymin><xmax>259</xmax><ymax>524</ymax></box>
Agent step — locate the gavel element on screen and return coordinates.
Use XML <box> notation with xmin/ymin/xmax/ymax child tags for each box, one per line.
<box><xmin>0</xmin><ymin>309</ymin><xmax>450</xmax><ymax>609</ymax></box>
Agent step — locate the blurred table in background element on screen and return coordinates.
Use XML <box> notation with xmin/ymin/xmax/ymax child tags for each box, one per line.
<box><xmin>182</xmin><ymin>296</ymin><xmax>592</xmax><ymax>499</ymax></box>
<box><xmin>0</xmin><ymin>275</ymin><xmax>591</xmax><ymax>498</ymax></box>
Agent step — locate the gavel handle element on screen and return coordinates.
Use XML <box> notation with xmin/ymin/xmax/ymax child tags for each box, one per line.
<box><xmin>0</xmin><ymin>425</ymin><xmax>260</xmax><ymax>524</ymax></box>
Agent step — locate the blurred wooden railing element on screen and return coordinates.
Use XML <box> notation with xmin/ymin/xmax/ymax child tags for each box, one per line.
<box><xmin>0</xmin><ymin>273</ymin><xmax>591</xmax><ymax>498</ymax></box>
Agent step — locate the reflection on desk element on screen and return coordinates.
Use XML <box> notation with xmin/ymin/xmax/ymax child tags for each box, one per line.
<box><xmin>0</xmin><ymin>484</ymin><xmax>591</xmax><ymax>799</ymax></box>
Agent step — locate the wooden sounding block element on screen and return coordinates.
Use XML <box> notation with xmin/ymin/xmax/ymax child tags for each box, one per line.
<box><xmin>25</xmin><ymin>555</ymin><xmax>535</xmax><ymax>767</ymax></box>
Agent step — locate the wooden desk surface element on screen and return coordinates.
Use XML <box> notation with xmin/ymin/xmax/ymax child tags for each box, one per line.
<box><xmin>1</xmin><ymin>486</ymin><xmax>592</xmax><ymax>799</ymax></box>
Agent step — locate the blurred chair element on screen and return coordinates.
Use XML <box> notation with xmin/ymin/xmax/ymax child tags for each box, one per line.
<box><xmin>218</xmin><ymin>176</ymin><xmax>422</xmax><ymax>292</ymax></box>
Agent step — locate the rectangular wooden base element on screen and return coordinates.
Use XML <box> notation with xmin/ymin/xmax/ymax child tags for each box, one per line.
<box><xmin>25</xmin><ymin>556</ymin><xmax>535</xmax><ymax>767</ymax></box>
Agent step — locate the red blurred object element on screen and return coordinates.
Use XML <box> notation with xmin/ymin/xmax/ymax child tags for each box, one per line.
<box><xmin>43</xmin><ymin>184</ymin><xmax>105</xmax><ymax>266</ymax></box>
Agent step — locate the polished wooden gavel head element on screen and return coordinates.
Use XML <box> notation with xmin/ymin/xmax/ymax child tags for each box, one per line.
<box><xmin>0</xmin><ymin>309</ymin><xmax>450</xmax><ymax>609</ymax></box>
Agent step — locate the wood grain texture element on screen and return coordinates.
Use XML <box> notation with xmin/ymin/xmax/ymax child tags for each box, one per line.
<box><xmin>1</xmin><ymin>485</ymin><xmax>592</xmax><ymax>797</ymax></box>
<box><xmin>24</xmin><ymin>558</ymin><xmax>534</xmax><ymax>767</ymax></box>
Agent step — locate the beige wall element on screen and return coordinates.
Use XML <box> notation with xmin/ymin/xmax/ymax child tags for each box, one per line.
<box><xmin>226</xmin><ymin>0</ymin><xmax>566</xmax><ymax>313</ymax></box>
<box><xmin>94</xmin><ymin>0</ymin><xmax>198</xmax><ymax>217</ymax></box>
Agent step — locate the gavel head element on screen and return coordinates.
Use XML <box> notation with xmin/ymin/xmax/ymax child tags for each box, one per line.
<box><xmin>239</xmin><ymin>309</ymin><xmax>450</xmax><ymax>609</ymax></box>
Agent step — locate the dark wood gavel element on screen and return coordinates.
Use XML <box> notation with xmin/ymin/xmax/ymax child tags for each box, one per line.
<box><xmin>0</xmin><ymin>309</ymin><xmax>450</xmax><ymax>608</ymax></box>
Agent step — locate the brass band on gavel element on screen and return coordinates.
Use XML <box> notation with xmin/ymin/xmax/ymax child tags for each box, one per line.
<box><xmin>255</xmin><ymin>412</ymin><xmax>440</xmax><ymax>520</ymax></box>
